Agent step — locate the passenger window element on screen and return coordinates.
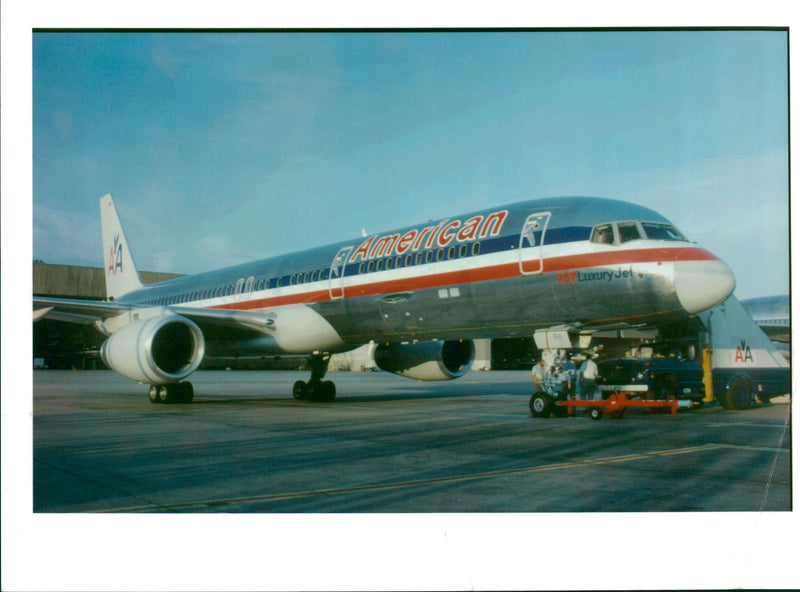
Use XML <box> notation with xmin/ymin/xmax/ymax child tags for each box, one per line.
<box><xmin>359</xmin><ymin>263</ymin><xmax>365</xmax><ymax>274</ymax></box>
<box><xmin>386</xmin><ymin>258</ymin><xmax>394</xmax><ymax>270</ymax></box>
<box><xmin>448</xmin><ymin>246</ymin><xmax>455</xmax><ymax>260</ymax></box>
<box><xmin>436</xmin><ymin>249</ymin><xmax>444</xmax><ymax>261</ymax></box>
<box><xmin>617</xmin><ymin>222</ymin><xmax>641</xmax><ymax>243</ymax></box>
<box><xmin>472</xmin><ymin>243</ymin><xmax>481</xmax><ymax>256</ymax></box>
<box><xmin>426</xmin><ymin>251</ymin><xmax>434</xmax><ymax>263</ymax></box>
<box><xmin>591</xmin><ymin>224</ymin><xmax>614</xmax><ymax>245</ymax></box>
<box><xmin>415</xmin><ymin>253</ymin><xmax>423</xmax><ymax>265</ymax></box>
<box><xmin>459</xmin><ymin>244</ymin><xmax>467</xmax><ymax>258</ymax></box>
<box><xmin>396</xmin><ymin>256</ymin><xmax>403</xmax><ymax>268</ymax></box>
<box><xmin>367</xmin><ymin>261</ymin><xmax>374</xmax><ymax>273</ymax></box>
<box><xmin>376</xmin><ymin>260</ymin><xmax>384</xmax><ymax>271</ymax></box>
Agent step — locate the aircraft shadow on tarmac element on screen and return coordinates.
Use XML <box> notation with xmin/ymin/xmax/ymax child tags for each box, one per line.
<box><xmin>168</xmin><ymin>388</ymin><xmax>512</xmax><ymax>405</ymax></box>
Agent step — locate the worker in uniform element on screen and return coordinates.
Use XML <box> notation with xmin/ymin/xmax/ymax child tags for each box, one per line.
<box><xmin>562</xmin><ymin>354</ymin><xmax>577</xmax><ymax>398</ymax></box>
<box><xmin>531</xmin><ymin>359</ymin><xmax>546</xmax><ymax>393</ymax></box>
<box><xmin>578</xmin><ymin>355</ymin><xmax>599</xmax><ymax>400</ymax></box>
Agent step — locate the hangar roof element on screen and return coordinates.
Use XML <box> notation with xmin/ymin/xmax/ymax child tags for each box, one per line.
<box><xmin>33</xmin><ymin>262</ymin><xmax>183</xmax><ymax>300</ymax></box>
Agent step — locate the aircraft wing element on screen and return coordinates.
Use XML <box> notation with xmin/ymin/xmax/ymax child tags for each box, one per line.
<box><xmin>34</xmin><ymin>297</ymin><xmax>133</xmax><ymax>324</ymax></box>
<box><xmin>33</xmin><ymin>297</ymin><xmax>274</xmax><ymax>341</ymax></box>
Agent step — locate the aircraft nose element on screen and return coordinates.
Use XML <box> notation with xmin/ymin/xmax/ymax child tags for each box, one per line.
<box><xmin>673</xmin><ymin>257</ymin><xmax>736</xmax><ymax>315</ymax></box>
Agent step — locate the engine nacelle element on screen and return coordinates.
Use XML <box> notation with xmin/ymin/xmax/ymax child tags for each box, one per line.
<box><xmin>100</xmin><ymin>315</ymin><xmax>205</xmax><ymax>385</ymax></box>
<box><xmin>373</xmin><ymin>340</ymin><xmax>475</xmax><ymax>381</ymax></box>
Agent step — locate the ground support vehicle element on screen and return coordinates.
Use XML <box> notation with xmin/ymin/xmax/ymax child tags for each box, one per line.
<box><xmin>529</xmin><ymin>387</ymin><xmax>695</xmax><ymax>420</ymax></box>
<box><xmin>561</xmin><ymin>392</ymin><xmax>694</xmax><ymax>420</ymax></box>
<box><xmin>593</xmin><ymin>296</ymin><xmax>789</xmax><ymax>411</ymax></box>
<box><xmin>529</xmin><ymin>295</ymin><xmax>789</xmax><ymax>417</ymax></box>
<box><xmin>597</xmin><ymin>357</ymin><xmax>704</xmax><ymax>402</ymax></box>
<box><xmin>698</xmin><ymin>296</ymin><xmax>790</xmax><ymax>409</ymax></box>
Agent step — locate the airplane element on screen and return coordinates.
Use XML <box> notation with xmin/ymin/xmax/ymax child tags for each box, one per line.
<box><xmin>740</xmin><ymin>295</ymin><xmax>790</xmax><ymax>344</ymax></box>
<box><xmin>33</xmin><ymin>194</ymin><xmax>736</xmax><ymax>404</ymax></box>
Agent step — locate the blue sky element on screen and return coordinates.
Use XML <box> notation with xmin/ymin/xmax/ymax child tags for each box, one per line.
<box><xmin>32</xmin><ymin>30</ymin><xmax>789</xmax><ymax>299</ymax></box>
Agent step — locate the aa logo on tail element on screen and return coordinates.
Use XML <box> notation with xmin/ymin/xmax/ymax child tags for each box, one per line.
<box><xmin>107</xmin><ymin>233</ymin><xmax>124</xmax><ymax>276</ymax></box>
<box><xmin>735</xmin><ymin>339</ymin><xmax>753</xmax><ymax>363</ymax></box>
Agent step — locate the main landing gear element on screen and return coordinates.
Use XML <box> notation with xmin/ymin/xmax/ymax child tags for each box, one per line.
<box><xmin>293</xmin><ymin>353</ymin><xmax>336</xmax><ymax>402</ymax></box>
<box><xmin>148</xmin><ymin>382</ymin><xmax>194</xmax><ymax>404</ymax></box>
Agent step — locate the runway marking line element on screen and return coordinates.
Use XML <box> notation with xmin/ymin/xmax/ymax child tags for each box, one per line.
<box><xmin>96</xmin><ymin>443</ymin><xmax>736</xmax><ymax>513</ymax></box>
<box><xmin>703</xmin><ymin>422</ymin><xmax>789</xmax><ymax>429</ymax></box>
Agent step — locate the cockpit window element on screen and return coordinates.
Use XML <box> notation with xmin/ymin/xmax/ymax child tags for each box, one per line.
<box><xmin>590</xmin><ymin>224</ymin><xmax>614</xmax><ymax>245</ymax></box>
<box><xmin>617</xmin><ymin>221</ymin><xmax>642</xmax><ymax>243</ymax></box>
<box><xmin>641</xmin><ymin>222</ymin><xmax>687</xmax><ymax>242</ymax></box>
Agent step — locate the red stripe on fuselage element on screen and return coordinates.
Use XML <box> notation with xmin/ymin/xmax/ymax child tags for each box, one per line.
<box><xmin>212</xmin><ymin>246</ymin><xmax>717</xmax><ymax>312</ymax></box>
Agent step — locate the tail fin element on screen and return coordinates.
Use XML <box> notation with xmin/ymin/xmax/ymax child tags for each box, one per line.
<box><xmin>100</xmin><ymin>194</ymin><xmax>144</xmax><ymax>300</ymax></box>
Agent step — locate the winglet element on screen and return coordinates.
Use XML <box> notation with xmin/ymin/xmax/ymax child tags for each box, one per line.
<box><xmin>100</xmin><ymin>194</ymin><xmax>144</xmax><ymax>300</ymax></box>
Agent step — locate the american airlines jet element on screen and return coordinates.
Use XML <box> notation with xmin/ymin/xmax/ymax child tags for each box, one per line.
<box><xmin>33</xmin><ymin>194</ymin><xmax>735</xmax><ymax>404</ymax></box>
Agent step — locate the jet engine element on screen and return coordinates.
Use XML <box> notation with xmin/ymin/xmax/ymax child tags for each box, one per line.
<box><xmin>373</xmin><ymin>340</ymin><xmax>475</xmax><ymax>381</ymax></box>
<box><xmin>100</xmin><ymin>314</ymin><xmax>205</xmax><ymax>385</ymax></box>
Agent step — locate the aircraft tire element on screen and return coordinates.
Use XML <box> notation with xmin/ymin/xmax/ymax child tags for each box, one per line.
<box><xmin>553</xmin><ymin>403</ymin><xmax>569</xmax><ymax>418</ymax></box>
<box><xmin>149</xmin><ymin>385</ymin><xmax>160</xmax><ymax>404</ymax></box>
<box><xmin>293</xmin><ymin>380</ymin><xmax>307</xmax><ymax>401</ymax></box>
<box><xmin>650</xmin><ymin>377</ymin><xmax>677</xmax><ymax>401</ymax></box>
<box><xmin>158</xmin><ymin>384</ymin><xmax>183</xmax><ymax>404</ymax></box>
<box><xmin>321</xmin><ymin>380</ymin><xmax>336</xmax><ymax>402</ymax></box>
<box><xmin>720</xmin><ymin>377</ymin><xmax>753</xmax><ymax>410</ymax></box>
<box><xmin>180</xmin><ymin>382</ymin><xmax>194</xmax><ymax>403</ymax></box>
<box><xmin>529</xmin><ymin>393</ymin><xmax>552</xmax><ymax>418</ymax></box>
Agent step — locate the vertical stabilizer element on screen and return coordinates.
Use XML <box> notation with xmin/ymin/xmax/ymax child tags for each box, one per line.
<box><xmin>100</xmin><ymin>194</ymin><xmax>144</xmax><ymax>300</ymax></box>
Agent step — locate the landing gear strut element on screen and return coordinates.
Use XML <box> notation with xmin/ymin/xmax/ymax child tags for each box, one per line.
<box><xmin>148</xmin><ymin>382</ymin><xmax>194</xmax><ymax>404</ymax></box>
<box><xmin>293</xmin><ymin>353</ymin><xmax>336</xmax><ymax>402</ymax></box>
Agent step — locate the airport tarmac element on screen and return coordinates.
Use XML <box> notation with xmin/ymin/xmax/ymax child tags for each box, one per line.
<box><xmin>33</xmin><ymin>369</ymin><xmax>791</xmax><ymax>513</ymax></box>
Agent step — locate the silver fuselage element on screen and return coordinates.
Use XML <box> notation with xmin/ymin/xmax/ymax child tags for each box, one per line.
<box><xmin>117</xmin><ymin>196</ymin><xmax>735</xmax><ymax>354</ymax></box>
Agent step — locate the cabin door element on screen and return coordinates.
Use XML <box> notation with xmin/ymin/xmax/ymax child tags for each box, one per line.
<box><xmin>329</xmin><ymin>246</ymin><xmax>353</xmax><ymax>299</ymax></box>
<box><xmin>519</xmin><ymin>212</ymin><xmax>551</xmax><ymax>274</ymax></box>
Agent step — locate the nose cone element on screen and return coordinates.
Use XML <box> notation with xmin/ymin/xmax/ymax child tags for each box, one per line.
<box><xmin>674</xmin><ymin>258</ymin><xmax>736</xmax><ymax>315</ymax></box>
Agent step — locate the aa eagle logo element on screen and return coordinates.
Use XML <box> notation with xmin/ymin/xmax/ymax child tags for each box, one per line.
<box><xmin>107</xmin><ymin>233</ymin><xmax>123</xmax><ymax>277</ymax></box>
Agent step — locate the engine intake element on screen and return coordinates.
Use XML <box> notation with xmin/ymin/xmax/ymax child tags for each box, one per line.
<box><xmin>374</xmin><ymin>340</ymin><xmax>475</xmax><ymax>381</ymax></box>
<box><xmin>100</xmin><ymin>315</ymin><xmax>205</xmax><ymax>385</ymax></box>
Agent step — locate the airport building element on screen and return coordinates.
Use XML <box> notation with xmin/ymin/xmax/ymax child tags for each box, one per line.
<box><xmin>33</xmin><ymin>263</ymin><xmax>184</xmax><ymax>369</ymax></box>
